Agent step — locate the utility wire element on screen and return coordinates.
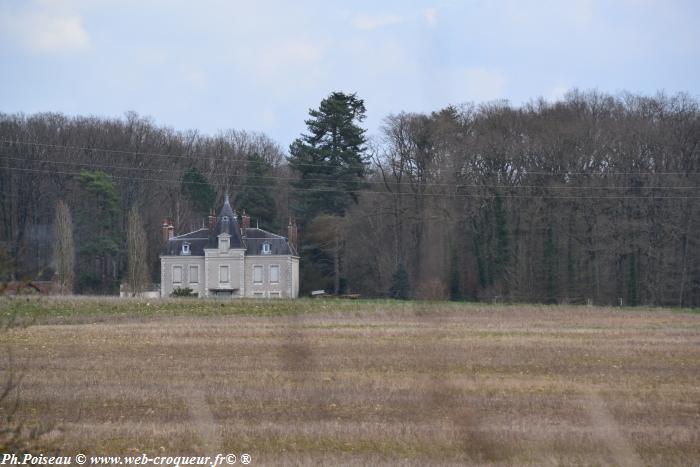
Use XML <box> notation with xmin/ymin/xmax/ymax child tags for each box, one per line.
<box><xmin>2</xmin><ymin>138</ymin><xmax>700</xmax><ymax>176</ymax></box>
<box><xmin>0</xmin><ymin>139</ymin><xmax>329</xmax><ymax>169</ymax></box>
<box><xmin>2</xmin><ymin>164</ymin><xmax>700</xmax><ymax>200</ymax></box>
<box><xmin>1</xmin><ymin>154</ymin><xmax>698</xmax><ymax>191</ymax></box>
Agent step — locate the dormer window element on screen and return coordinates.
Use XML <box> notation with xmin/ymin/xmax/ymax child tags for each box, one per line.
<box><xmin>222</xmin><ymin>216</ymin><xmax>229</xmax><ymax>223</ymax></box>
<box><xmin>262</xmin><ymin>242</ymin><xmax>272</xmax><ymax>255</ymax></box>
<box><xmin>181</xmin><ymin>242</ymin><xmax>191</xmax><ymax>255</ymax></box>
<box><xmin>218</xmin><ymin>233</ymin><xmax>230</xmax><ymax>251</ymax></box>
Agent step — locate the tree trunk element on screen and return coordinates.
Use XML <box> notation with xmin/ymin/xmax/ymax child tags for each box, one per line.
<box><xmin>333</xmin><ymin>237</ymin><xmax>340</xmax><ymax>295</ymax></box>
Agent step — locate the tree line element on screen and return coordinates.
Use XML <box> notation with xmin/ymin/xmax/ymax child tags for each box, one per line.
<box><xmin>1</xmin><ymin>90</ymin><xmax>699</xmax><ymax>306</ymax></box>
<box><xmin>0</xmin><ymin>112</ymin><xmax>286</xmax><ymax>294</ymax></box>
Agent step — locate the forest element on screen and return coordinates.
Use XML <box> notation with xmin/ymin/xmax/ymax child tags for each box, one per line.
<box><xmin>1</xmin><ymin>89</ymin><xmax>699</xmax><ymax>306</ymax></box>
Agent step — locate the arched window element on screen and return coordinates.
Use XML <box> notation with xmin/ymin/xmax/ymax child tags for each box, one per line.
<box><xmin>182</xmin><ymin>242</ymin><xmax>191</xmax><ymax>255</ymax></box>
<box><xmin>262</xmin><ymin>242</ymin><xmax>272</xmax><ymax>255</ymax></box>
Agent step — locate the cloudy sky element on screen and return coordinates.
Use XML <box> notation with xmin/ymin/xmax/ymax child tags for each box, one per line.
<box><xmin>1</xmin><ymin>0</ymin><xmax>699</xmax><ymax>147</ymax></box>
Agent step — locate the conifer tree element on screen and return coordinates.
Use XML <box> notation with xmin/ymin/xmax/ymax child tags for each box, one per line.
<box><xmin>181</xmin><ymin>168</ymin><xmax>216</xmax><ymax>218</ymax></box>
<box><xmin>236</xmin><ymin>153</ymin><xmax>277</xmax><ymax>230</ymax></box>
<box><xmin>289</xmin><ymin>92</ymin><xmax>368</xmax><ymax>293</ymax></box>
<box><xmin>75</xmin><ymin>171</ymin><xmax>122</xmax><ymax>294</ymax></box>
<box><xmin>288</xmin><ymin>92</ymin><xmax>368</xmax><ymax>220</ymax></box>
<box><xmin>389</xmin><ymin>262</ymin><xmax>410</xmax><ymax>299</ymax></box>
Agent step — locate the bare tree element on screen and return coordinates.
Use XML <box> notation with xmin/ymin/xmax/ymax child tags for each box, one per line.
<box><xmin>52</xmin><ymin>200</ymin><xmax>74</xmax><ymax>294</ymax></box>
<box><xmin>127</xmin><ymin>205</ymin><xmax>149</xmax><ymax>296</ymax></box>
<box><xmin>2</xmin><ymin>92</ymin><xmax>700</xmax><ymax>304</ymax></box>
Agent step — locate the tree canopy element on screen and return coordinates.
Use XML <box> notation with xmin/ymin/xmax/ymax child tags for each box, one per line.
<box><xmin>75</xmin><ymin>170</ymin><xmax>122</xmax><ymax>294</ymax></box>
<box><xmin>181</xmin><ymin>167</ymin><xmax>216</xmax><ymax>218</ymax></box>
<box><xmin>236</xmin><ymin>153</ymin><xmax>277</xmax><ymax>230</ymax></box>
<box><xmin>2</xmin><ymin>91</ymin><xmax>700</xmax><ymax>305</ymax></box>
<box><xmin>288</xmin><ymin>91</ymin><xmax>368</xmax><ymax>219</ymax></box>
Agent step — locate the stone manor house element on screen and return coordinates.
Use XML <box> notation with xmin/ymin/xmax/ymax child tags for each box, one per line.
<box><xmin>160</xmin><ymin>195</ymin><xmax>299</xmax><ymax>298</ymax></box>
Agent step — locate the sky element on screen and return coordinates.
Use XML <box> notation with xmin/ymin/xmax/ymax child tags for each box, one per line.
<box><xmin>1</xmin><ymin>0</ymin><xmax>699</xmax><ymax>148</ymax></box>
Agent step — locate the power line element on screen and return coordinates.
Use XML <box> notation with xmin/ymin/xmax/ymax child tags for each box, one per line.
<box><xmin>2</xmin><ymin>164</ymin><xmax>700</xmax><ymax>200</ymax></box>
<box><xmin>1</xmin><ymin>154</ymin><xmax>698</xmax><ymax>191</ymax></box>
<box><xmin>0</xmin><ymin>138</ymin><xmax>329</xmax><ymax>169</ymax></box>
<box><xmin>3</xmin><ymin>138</ymin><xmax>700</xmax><ymax>176</ymax></box>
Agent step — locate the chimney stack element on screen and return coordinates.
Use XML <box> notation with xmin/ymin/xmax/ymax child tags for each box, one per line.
<box><xmin>207</xmin><ymin>209</ymin><xmax>216</xmax><ymax>231</ymax></box>
<box><xmin>161</xmin><ymin>218</ymin><xmax>175</xmax><ymax>243</ymax></box>
<box><xmin>287</xmin><ymin>217</ymin><xmax>298</xmax><ymax>252</ymax></box>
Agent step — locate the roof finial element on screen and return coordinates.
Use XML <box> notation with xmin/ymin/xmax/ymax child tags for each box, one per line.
<box><xmin>224</xmin><ymin>192</ymin><xmax>230</xmax><ymax>205</ymax></box>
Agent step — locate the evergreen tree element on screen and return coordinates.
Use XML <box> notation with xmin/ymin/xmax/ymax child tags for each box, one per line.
<box><xmin>288</xmin><ymin>92</ymin><xmax>368</xmax><ymax>220</ymax></box>
<box><xmin>289</xmin><ymin>92</ymin><xmax>368</xmax><ymax>293</ymax></box>
<box><xmin>449</xmin><ymin>250</ymin><xmax>462</xmax><ymax>301</ymax></box>
<box><xmin>181</xmin><ymin>168</ymin><xmax>216</xmax><ymax>217</ymax></box>
<box><xmin>389</xmin><ymin>262</ymin><xmax>410</xmax><ymax>300</ymax></box>
<box><xmin>75</xmin><ymin>171</ymin><xmax>122</xmax><ymax>294</ymax></box>
<box><xmin>236</xmin><ymin>153</ymin><xmax>277</xmax><ymax>230</ymax></box>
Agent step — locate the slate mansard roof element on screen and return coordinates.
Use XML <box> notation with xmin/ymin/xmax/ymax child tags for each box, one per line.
<box><xmin>161</xmin><ymin>229</ymin><xmax>210</xmax><ymax>256</ymax></box>
<box><xmin>243</xmin><ymin>228</ymin><xmax>295</xmax><ymax>256</ymax></box>
<box><xmin>161</xmin><ymin>196</ymin><xmax>297</xmax><ymax>257</ymax></box>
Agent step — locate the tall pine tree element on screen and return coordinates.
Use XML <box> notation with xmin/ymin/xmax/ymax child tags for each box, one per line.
<box><xmin>75</xmin><ymin>171</ymin><xmax>122</xmax><ymax>294</ymax></box>
<box><xmin>288</xmin><ymin>92</ymin><xmax>368</xmax><ymax>220</ymax></box>
<box><xmin>288</xmin><ymin>92</ymin><xmax>368</xmax><ymax>294</ymax></box>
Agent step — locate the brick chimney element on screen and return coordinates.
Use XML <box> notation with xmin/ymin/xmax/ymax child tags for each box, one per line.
<box><xmin>207</xmin><ymin>208</ymin><xmax>216</xmax><ymax>231</ymax></box>
<box><xmin>241</xmin><ymin>210</ymin><xmax>251</xmax><ymax>232</ymax></box>
<box><xmin>161</xmin><ymin>218</ymin><xmax>174</xmax><ymax>243</ymax></box>
<box><xmin>287</xmin><ymin>217</ymin><xmax>298</xmax><ymax>252</ymax></box>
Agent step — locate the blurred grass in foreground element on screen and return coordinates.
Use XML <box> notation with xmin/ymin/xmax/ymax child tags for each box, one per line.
<box><xmin>2</xmin><ymin>295</ymin><xmax>699</xmax><ymax>326</ymax></box>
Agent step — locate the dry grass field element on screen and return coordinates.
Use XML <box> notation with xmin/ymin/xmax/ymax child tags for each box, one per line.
<box><xmin>1</xmin><ymin>297</ymin><xmax>699</xmax><ymax>465</ymax></box>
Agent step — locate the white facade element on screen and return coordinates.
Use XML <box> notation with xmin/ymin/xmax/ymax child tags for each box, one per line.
<box><xmin>160</xmin><ymin>213</ymin><xmax>299</xmax><ymax>298</ymax></box>
<box><xmin>161</xmin><ymin>252</ymin><xmax>299</xmax><ymax>298</ymax></box>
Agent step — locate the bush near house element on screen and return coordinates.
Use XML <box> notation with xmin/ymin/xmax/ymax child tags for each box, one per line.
<box><xmin>171</xmin><ymin>287</ymin><xmax>196</xmax><ymax>297</ymax></box>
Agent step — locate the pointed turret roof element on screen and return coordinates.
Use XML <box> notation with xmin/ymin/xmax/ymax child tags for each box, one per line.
<box><xmin>208</xmin><ymin>193</ymin><xmax>244</xmax><ymax>248</ymax></box>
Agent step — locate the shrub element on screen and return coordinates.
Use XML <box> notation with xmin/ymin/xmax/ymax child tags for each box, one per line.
<box><xmin>171</xmin><ymin>287</ymin><xmax>196</xmax><ymax>297</ymax></box>
<box><xmin>389</xmin><ymin>262</ymin><xmax>410</xmax><ymax>300</ymax></box>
